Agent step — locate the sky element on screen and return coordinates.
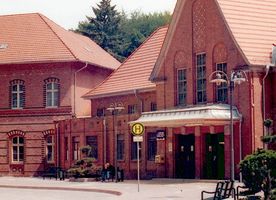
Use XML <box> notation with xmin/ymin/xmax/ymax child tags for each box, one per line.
<box><xmin>0</xmin><ymin>0</ymin><xmax>177</xmax><ymax>30</ymax></box>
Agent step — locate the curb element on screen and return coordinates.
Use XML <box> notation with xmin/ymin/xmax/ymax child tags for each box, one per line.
<box><xmin>0</xmin><ymin>185</ymin><xmax>121</xmax><ymax>196</ymax></box>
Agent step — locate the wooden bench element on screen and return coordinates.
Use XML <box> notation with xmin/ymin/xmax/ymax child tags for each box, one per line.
<box><xmin>201</xmin><ymin>180</ymin><xmax>236</xmax><ymax>200</ymax></box>
<box><xmin>43</xmin><ymin>167</ymin><xmax>65</xmax><ymax>180</ymax></box>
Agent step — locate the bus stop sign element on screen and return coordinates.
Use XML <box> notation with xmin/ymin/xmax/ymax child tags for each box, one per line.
<box><xmin>131</xmin><ymin>123</ymin><xmax>145</xmax><ymax>136</ymax></box>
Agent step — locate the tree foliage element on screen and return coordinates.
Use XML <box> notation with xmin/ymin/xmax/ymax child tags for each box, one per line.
<box><xmin>75</xmin><ymin>0</ymin><xmax>172</xmax><ymax>61</ymax></box>
<box><xmin>76</xmin><ymin>0</ymin><xmax>122</xmax><ymax>59</ymax></box>
<box><xmin>240</xmin><ymin>149</ymin><xmax>276</xmax><ymax>200</ymax></box>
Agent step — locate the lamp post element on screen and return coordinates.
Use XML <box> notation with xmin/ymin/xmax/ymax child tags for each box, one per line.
<box><xmin>209</xmin><ymin>70</ymin><xmax>247</xmax><ymax>181</ymax></box>
<box><xmin>107</xmin><ymin>102</ymin><xmax>124</xmax><ymax>182</ymax></box>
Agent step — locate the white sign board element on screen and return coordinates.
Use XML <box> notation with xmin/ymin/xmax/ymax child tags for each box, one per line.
<box><xmin>133</xmin><ymin>136</ymin><xmax>143</xmax><ymax>142</ymax></box>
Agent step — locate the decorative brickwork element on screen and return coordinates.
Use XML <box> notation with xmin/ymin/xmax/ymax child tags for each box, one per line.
<box><xmin>192</xmin><ymin>0</ymin><xmax>206</xmax><ymax>52</ymax></box>
<box><xmin>213</xmin><ymin>43</ymin><xmax>228</xmax><ymax>64</ymax></box>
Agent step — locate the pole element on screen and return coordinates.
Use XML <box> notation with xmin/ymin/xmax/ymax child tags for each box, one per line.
<box><xmin>114</xmin><ymin>111</ymin><xmax>118</xmax><ymax>183</ymax></box>
<box><xmin>137</xmin><ymin>142</ymin><xmax>140</xmax><ymax>192</ymax></box>
<box><xmin>230</xmin><ymin>80</ymin><xmax>235</xmax><ymax>181</ymax></box>
<box><xmin>103</xmin><ymin>117</ymin><xmax>106</xmax><ymax>165</ymax></box>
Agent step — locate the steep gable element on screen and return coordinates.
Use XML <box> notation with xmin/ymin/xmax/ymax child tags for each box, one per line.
<box><xmin>151</xmin><ymin>0</ymin><xmax>276</xmax><ymax>80</ymax></box>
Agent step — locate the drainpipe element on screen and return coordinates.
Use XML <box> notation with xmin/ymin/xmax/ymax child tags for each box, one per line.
<box><xmin>239</xmin><ymin>118</ymin><xmax>242</xmax><ymax>182</ymax></box>
<box><xmin>134</xmin><ymin>89</ymin><xmax>144</xmax><ymax>113</ymax></box>
<box><xmin>262</xmin><ymin>64</ymin><xmax>271</xmax><ymax>149</ymax></box>
<box><xmin>74</xmin><ymin>62</ymin><xmax>88</xmax><ymax>117</ymax></box>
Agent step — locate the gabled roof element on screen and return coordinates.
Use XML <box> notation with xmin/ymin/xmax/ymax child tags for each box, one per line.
<box><xmin>216</xmin><ymin>0</ymin><xmax>276</xmax><ymax>66</ymax></box>
<box><xmin>151</xmin><ymin>0</ymin><xmax>276</xmax><ymax>80</ymax></box>
<box><xmin>84</xmin><ymin>26</ymin><xmax>168</xmax><ymax>99</ymax></box>
<box><xmin>0</xmin><ymin>13</ymin><xmax>120</xmax><ymax>69</ymax></box>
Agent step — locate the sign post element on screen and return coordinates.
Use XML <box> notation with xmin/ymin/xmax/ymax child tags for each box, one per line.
<box><xmin>131</xmin><ymin>123</ymin><xmax>145</xmax><ymax>192</ymax></box>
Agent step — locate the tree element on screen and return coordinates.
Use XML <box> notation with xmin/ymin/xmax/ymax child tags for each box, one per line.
<box><xmin>75</xmin><ymin>0</ymin><xmax>172</xmax><ymax>61</ymax></box>
<box><xmin>119</xmin><ymin>11</ymin><xmax>171</xmax><ymax>58</ymax></box>
<box><xmin>240</xmin><ymin>149</ymin><xmax>276</xmax><ymax>200</ymax></box>
<box><xmin>76</xmin><ymin>0</ymin><xmax>123</xmax><ymax>60</ymax></box>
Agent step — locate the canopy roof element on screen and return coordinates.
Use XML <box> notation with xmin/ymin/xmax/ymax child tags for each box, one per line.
<box><xmin>131</xmin><ymin>104</ymin><xmax>241</xmax><ymax>127</ymax></box>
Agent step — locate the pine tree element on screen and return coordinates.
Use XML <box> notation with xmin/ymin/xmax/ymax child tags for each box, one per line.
<box><xmin>77</xmin><ymin>0</ymin><xmax>123</xmax><ymax>60</ymax></box>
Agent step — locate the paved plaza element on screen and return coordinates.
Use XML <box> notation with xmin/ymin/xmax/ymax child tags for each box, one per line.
<box><xmin>0</xmin><ymin>177</ymin><xmax>219</xmax><ymax>200</ymax></box>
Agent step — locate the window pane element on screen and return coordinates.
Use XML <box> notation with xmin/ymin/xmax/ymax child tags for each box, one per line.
<box><xmin>148</xmin><ymin>133</ymin><xmax>157</xmax><ymax>160</ymax></box>
<box><xmin>46</xmin><ymin>136</ymin><xmax>53</xmax><ymax>143</ymax></box>
<box><xmin>47</xmin><ymin>92</ymin><xmax>52</xmax><ymax>106</ymax></box>
<box><xmin>12</xmin><ymin>85</ymin><xmax>17</xmax><ymax>91</ymax></box>
<box><xmin>117</xmin><ymin>134</ymin><xmax>124</xmax><ymax>160</ymax></box>
<box><xmin>19</xmin><ymin>137</ymin><xmax>24</xmax><ymax>144</ymax></box>
<box><xmin>53</xmin><ymin>92</ymin><xmax>58</xmax><ymax>106</ymax></box>
<box><xmin>53</xmin><ymin>83</ymin><xmax>58</xmax><ymax>90</ymax></box>
<box><xmin>19</xmin><ymin>85</ymin><xmax>24</xmax><ymax>91</ymax></box>
<box><xmin>12</xmin><ymin>137</ymin><xmax>18</xmax><ymax>144</ymax></box>
<box><xmin>86</xmin><ymin>136</ymin><xmax>98</xmax><ymax>159</ymax></box>
<box><xmin>47</xmin><ymin>146</ymin><xmax>53</xmax><ymax>161</ymax></box>
<box><xmin>13</xmin><ymin>146</ymin><xmax>18</xmax><ymax>161</ymax></box>
<box><xmin>46</xmin><ymin>83</ymin><xmax>52</xmax><ymax>90</ymax></box>
<box><xmin>19</xmin><ymin>146</ymin><xmax>24</xmax><ymax>161</ymax></box>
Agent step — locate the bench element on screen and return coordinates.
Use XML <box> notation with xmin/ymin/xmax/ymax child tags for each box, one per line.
<box><xmin>201</xmin><ymin>180</ymin><xmax>236</xmax><ymax>200</ymax></box>
<box><xmin>43</xmin><ymin>167</ymin><xmax>65</xmax><ymax>180</ymax></box>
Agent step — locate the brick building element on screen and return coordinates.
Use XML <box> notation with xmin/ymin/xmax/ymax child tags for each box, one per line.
<box><xmin>133</xmin><ymin>0</ymin><xmax>276</xmax><ymax>179</ymax></box>
<box><xmin>0</xmin><ymin>13</ymin><xmax>120</xmax><ymax>176</ymax></box>
<box><xmin>58</xmin><ymin>0</ymin><xmax>276</xmax><ymax>180</ymax></box>
<box><xmin>58</xmin><ymin>27</ymin><xmax>168</xmax><ymax>179</ymax></box>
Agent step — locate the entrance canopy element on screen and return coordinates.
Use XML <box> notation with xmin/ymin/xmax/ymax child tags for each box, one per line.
<box><xmin>131</xmin><ymin>104</ymin><xmax>241</xmax><ymax>127</ymax></box>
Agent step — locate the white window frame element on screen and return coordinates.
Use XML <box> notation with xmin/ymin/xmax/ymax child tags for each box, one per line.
<box><xmin>216</xmin><ymin>62</ymin><xmax>228</xmax><ymax>103</ymax></box>
<box><xmin>177</xmin><ymin>68</ymin><xmax>187</xmax><ymax>106</ymax></box>
<box><xmin>11</xmin><ymin>84</ymin><xmax>23</xmax><ymax>109</ymax></box>
<box><xmin>46</xmin><ymin>82</ymin><xmax>58</xmax><ymax>108</ymax></box>
<box><xmin>196</xmin><ymin>53</ymin><xmax>207</xmax><ymax>104</ymax></box>
<box><xmin>12</xmin><ymin>136</ymin><xmax>24</xmax><ymax>163</ymax></box>
<box><xmin>46</xmin><ymin>135</ymin><xmax>54</xmax><ymax>163</ymax></box>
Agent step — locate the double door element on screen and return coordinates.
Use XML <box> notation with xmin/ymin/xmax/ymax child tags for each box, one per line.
<box><xmin>175</xmin><ymin>134</ymin><xmax>195</xmax><ymax>179</ymax></box>
<box><xmin>204</xmin><ymin>133</ymin><xmax>225</xmax><ymax>179</ymax></box>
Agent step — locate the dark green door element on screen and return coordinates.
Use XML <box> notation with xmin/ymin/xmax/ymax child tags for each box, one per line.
<box><xmin>175</xmin><ymin>134</ymin><xmax>195</xmax><ymax>178</ymax></box>
<box><xmin>204</xmin><ymin>133</ymin><xmax>224</xmax><ymax>179</ymax></box>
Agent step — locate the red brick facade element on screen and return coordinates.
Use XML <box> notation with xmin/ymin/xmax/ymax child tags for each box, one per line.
<box><xmin>0</xmin><ymin>61</ymin><xmax>112</xmax><ymax>176</ymax></box>
<box><xmin>57</xmin><ymin>0</ymin><xmax>276</xmax><ymax>180</ymax></box>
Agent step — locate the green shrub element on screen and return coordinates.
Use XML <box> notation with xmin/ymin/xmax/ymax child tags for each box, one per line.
<box><xmin>240</xmin><ymin>149</ymin><xmax>276</xmax><ymax>200</ymax></box>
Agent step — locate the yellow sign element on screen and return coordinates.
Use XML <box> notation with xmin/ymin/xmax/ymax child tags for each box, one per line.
<box><xmin>131</xmin><ymin>123</ymin><xmax>145</xmax><ymax>136</ymax></box>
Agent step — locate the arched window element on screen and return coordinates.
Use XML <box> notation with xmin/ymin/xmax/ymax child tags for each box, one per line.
<box><xmin>10</xmin><ymin>80</ymin><xmax>25</xmax><ymax>109</ymax></box>
<box><xmin>12</xmin><ymin>136</ymin><xmax>24</xmax><ymax>163</ymax></box>
<box><xmin>44</xmin><ymin>78</ymin><xmax>60</xmax><ymax>108</ymax></box>
<box><xmin>46</xmin><ymin>135</ymin><xmax>54</xmax><ymax>162</ymax></box>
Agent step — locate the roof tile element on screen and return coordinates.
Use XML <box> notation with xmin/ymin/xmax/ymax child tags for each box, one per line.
<box><xmin>217</xmin><ymin>0</ymin><xmax>276</xmax><ymax>65</ymax></box>
<box><xmin>0</xmin><ymin>13</ymin><xmax>120</xmax><ymax>69</ymax></box>
<box><xmin>84</xmin><ymin>26</ymin><xmax>168</xmax><ymax>99</ymax></box>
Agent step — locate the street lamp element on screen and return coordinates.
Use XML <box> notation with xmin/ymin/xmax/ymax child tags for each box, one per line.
<box><xmin>107</xmin><ymin>102</ymin><xmax>124</xmax><ymax>182</ymax></box>
<box><xmin>209</xmin><ymin>70</ymin><xmax>247</xmax><ymax>181</ymax></box>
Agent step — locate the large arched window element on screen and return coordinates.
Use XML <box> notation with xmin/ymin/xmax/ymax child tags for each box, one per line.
<box><xmin>10</xmin><ymin>80</ymin><xmax>25</xmax><ymax>109</ymax></box>
<box><xmin>44</xmin><ymin>78</ymin><xmax>60</xmax><ymax>108</ymax></box>
<box><xmin>12</xmin><ymin>136</ymin><xmax>24</xmax><ymax>163</ymax></box>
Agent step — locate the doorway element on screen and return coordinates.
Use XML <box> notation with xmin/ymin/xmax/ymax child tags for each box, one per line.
<box><xmin>204</xmin><ymin>133</ymin><xmax>224</xmax><ymax>179</ymax></box>
<box><xmin>175</xmin><ymin>134</ymin><xmax>195</xmax><ymax>178</ymax></box>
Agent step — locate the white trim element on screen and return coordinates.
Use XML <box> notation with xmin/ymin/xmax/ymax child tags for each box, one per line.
<box><xmin>130</xmin><ymin>104</ymin><xmax>242</xmax><ymax>127</ymax></box>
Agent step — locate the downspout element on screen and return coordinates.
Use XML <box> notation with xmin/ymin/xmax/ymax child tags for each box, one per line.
<box><xmin>239</xmin><ymin>118</ymin><xmax>242</xmax><ymax>182</ymax></box>
<box><xmin>262</xmin><ymin>64</ymin><xmax>271</xmax><ymax>149</ymax></box>
<box><xmin>74</xmin><ymin>62</ymin><xmax>88</xmax><ymax>117</ymax></box>
<box><xmin>134</xmin><ymin>89</ymin><xmax>144</xmax><ymax>113</ymax></box>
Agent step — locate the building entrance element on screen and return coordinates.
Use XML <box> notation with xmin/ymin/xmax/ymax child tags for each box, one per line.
<box><xmin>204</xmin><ymin>133</ymin><xmax>224</xmax><ymax>179</ymax></box>
<box><xmin>175</xmin><ymin>134</ymin><xmax>195</xmax><ymax>178</ymax></box>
